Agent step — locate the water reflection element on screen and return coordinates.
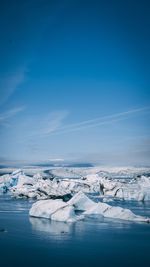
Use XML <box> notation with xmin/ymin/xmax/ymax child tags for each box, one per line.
<box><xmin>29</xmin><ymin>214</ymin><xmax>139</xmax><ymax>241</ymax></box>
<box><xmin>30</xmin><ymin>217</ymin><xmax>74</xmax><ymax>238</ymax></box>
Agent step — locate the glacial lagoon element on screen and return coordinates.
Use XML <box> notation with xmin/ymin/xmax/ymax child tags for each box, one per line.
<box><xmin>0</xmin><ymin>195</ymin><xmax>150</xmax><ymax>267</ymax></box>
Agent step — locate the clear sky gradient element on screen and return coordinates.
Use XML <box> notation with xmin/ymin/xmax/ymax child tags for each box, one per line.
<box><xmin>0</xmin><ymin>0</ymin><xmax>150</xmax><ymax>165</ymax></box>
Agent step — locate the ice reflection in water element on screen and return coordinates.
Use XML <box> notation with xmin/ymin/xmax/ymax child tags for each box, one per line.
<box><xmin>30</xmin><ymin>217</ymin><xmax>73</xmax><ymax>237</ymax></box>
<box><xmin>29</xmin><ymin>213</ymin><xmax>145</xmax><ymax>243</ymax></box>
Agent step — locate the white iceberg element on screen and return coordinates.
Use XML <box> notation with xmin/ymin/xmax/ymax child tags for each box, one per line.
<box><xmin>29</xmin><ymin>192</ymin><xmax>150</xmax><ymax>223</ymax></box>
<box><xmin>69</xmin><ymin>192</ymin><xmax>149</xmax><ymax>223</ymax></box>
<box><xmin>1</xmin><ymin>167</ymin><xmax>150</xmax><ymax>203</ymax></box>
<box><xmin>68</xmin><ymin>191</ymin><xmax>94</xmax><ymax>211</ymax></box>
<box><xmin>0</xmin><ymin>169</ymin><xmax>23</xmax><ymax>193</ymax></box>
<box><xmin>51</xmin><ymin>206</ymin><xmax>77</xmax><ymax>222</ymax></box>
<box><xmin>84</xmin><ymin>202</ymin><xmax>149</xmax><ymax>222</ymax></box>
<box><xmin>29</xmin><ymin>199</ymin><xmax>67</xmax><ymax>219</ymax></box>
<box><xmin>29</xmin><ymin>198</ymin><xmax>83</xmax><ymax>222</ymax></box>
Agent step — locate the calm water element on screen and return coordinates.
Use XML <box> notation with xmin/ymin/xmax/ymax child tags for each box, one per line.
<box><xmin>0</xmin><ymin>195</ymin><xmax>150</xmax><ymax>267</ymax></box>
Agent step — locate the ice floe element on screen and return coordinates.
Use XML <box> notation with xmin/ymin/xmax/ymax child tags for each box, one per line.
<box><xmin>29</xmin><ymin>199</ymin><xmax>67</xmax><ymax>219</ymax></box>
<box><xmin>29</xmin><ymin>192</ymin><xmax>150</xmax><ymax>223</ymax></box>
<box><xmin>0</xmin><ymin>167</ymin><xmax>150</xmax><ymax>203</ymax></box>
<box><xmin>1</xmin><ymin>166</ymin><xmax>150</xmax><ymax>223</ymax></box>
<box><xmin>29</xmin><ymin>198</ymin><xmax>83</xmax><ymax>222</ymax></box>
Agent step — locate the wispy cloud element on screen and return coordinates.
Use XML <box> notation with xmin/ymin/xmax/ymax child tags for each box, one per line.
<box><xmin>0</xmin><ymin>67</ymin><xmax>27</xmax><ymax>106</ymax></box>
<box><xmin>42</xmin><ymin>111</ymin><xmax>69</xmax><ymax>135</ymax></box>
<box><xmin>47</xmin><ymin>106</ymin><xmax>150</xmax><ymax>136</ymax></box>
<box><xmin>29</xmin><ymin>110</ymin><xmax>69</xmax><ymax>137</ymax></box>
<box><xmin>15</xmin><ymin>106</ymin><xmax>150</xmax><ymax>146</ymax></box>
<box><xmin>0</xmin><ymin>106</ymin><xmax>26</xmax><ymax>126</ymax></box>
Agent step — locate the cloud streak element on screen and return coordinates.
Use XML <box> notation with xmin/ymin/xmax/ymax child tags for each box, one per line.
<box><xmin>15</xmin><ymin>106</ymin><xmax>150</xmax><ymax>147</ymax></box>
<box><xmin>47</xmin><ymin>106</ymin><xmax>150</xmax><ymax>136</ymax></box>
<box><xmin>0</xmin><ymin>106</ymin><xmax>26</xmax><ymax>126</ymax></box>
<box><xmin>0</xmin><ymin>67</ymin><xmax>27</xmax><ymax>106</ymax></box>
<box><xmin>40</xmin><ymin>110</ymin><xmax>69</xmax><ymax>135</ymax></box>
<box><xmin>28</xmin><ymin>110</ymin><xmax>69</xmax><ymax>138</ymax></box>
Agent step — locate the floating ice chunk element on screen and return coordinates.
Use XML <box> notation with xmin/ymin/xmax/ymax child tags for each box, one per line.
<box><xmin>85</xmin><ymin>174</ymin><xmax>100</xmax><ymax>184</ymax></box>
<box><xmin>138</xmin><ymin>176</ymin><xmax>150</xmax><ymax>187</ymax></box>
<box><xmin>33</xmin><ymin>173</ymin><xmax>43</xmax><ymax>181</ymax></box>
<box><xmin>104</xmin><ymin>206</ymin><xmax>148</xmax><ymax>222</ymax></box>
<box><xmin>51</xmin><ymin>205</ymin><xmax>77</xmax><ymax>222</ymax></box>
<box><xmin>83</xmin><ymin>202</ymin><xmax>108</xmax><ymax>217</ymax></box>
<box><xmin>0</xmin><ymin>172</ymin><xmax>19</xmax><ymax>192</ymax></box>
<box><xmin>102</xmin><ymin>197</ymin><xmax>114</xmax><ymax>203</ymax></box>
<box><xmin>0</xmin><ymin>174</ymin><xmax>10</xmax><ymax>184</ymax></box>
<box><xmin>16</xmin><ymin>175</ymin><xmax>34</xmax><ymax>188</ymax></box>
<box><xmin>1</xmin><ymin>167</ymin><xmax>150</xmax><ymax>205</ymax></box>
<box><xmin>29</xmin><ymin>199</ymin><xmax>67</xmax><ymax>219</ymax></box>
<box><xmin>29</xmin><ymin>199</ymin><xmax>82</xmax><ymax>222</ymax></box>
<box><xmin>68</xmin><ymin>191</ymin><xmax>95</xmax><ymax>211</ymax></box>
<box><xmin>10</xmin><ymin>173</ymin><xmax>35</xmax><ymax>198</ymax></box>
<box><xmin>29</xmin><ymin>192</ymin><xmax>150</xmax><ymax>223</ymax></box>
<box><xmin>0</xmin><ymin>174</ymin><xmax>10</xmax><ymax>193</ymax></box>
<box><xmin>84</xmin><ymin>200</ymin><xmax>150</xmax><ymax>223</ymax></box>
<box><xmin>11</xmin><ymin>169</ymin><xmax>23</xmax><ymax>177</ymax></box>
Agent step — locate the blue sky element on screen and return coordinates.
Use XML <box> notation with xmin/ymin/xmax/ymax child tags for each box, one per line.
<box><xmin>0</xmin><ymin>0</ymin><xmax>150</xmax><ymax>165</ymax></box>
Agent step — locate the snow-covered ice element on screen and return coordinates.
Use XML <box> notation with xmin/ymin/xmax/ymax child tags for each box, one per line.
<box><xmin>29</xmin><ymin>199</ymin><xmax>67</xmax><ymax>219</ymax></box>
<box><xmin>29</xmin><ymin>198</ymin><xmax>83</xmax><ymax>222</ymax></box>
<box><xmin>0</xmin><ymin>166</ymin><xmax>150</xmax><ymax>223</ymax></box>
<box><xmin>29</xmin><ymin>191</ymin><xmax>150</xmax><ymax>223</ymax></box>
<box><xmin>1</xmin><ymin>166</ymin><xmax>150</xmax><ymax>204</ymax></box>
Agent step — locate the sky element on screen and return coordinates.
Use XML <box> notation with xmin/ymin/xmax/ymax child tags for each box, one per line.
<box><xmin>0</xmin><ymin>0</ymin><xmax>150</xmax><ymax>165</ymax></box>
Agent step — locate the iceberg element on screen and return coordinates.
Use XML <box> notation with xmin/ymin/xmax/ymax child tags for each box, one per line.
<box><xmin>0</xmin><ymin>170</ymin><xmax>23</xmax><ymax>193</ymax></box>
<box><xmin>1</xmin><ymin>167</ymin><xmax>150</xmax><ymax>203</ymax></box>
<box><xmin>84</xmin><ymin>202</ymin><xmax>149</xmax><ymax>222</ymax></box>
<box><xmin>29</xmin><ymin>198</ymin><xmax>82</xmax><ymax>222</ymax></box>
<box><xmin>29</xmin><ymin>192</ymin><xmax>150</xmax><ymax>223</ymax></box>
<box><xmin>29</xmin><ymin>199</ymin><xmax>67</xmax><ymax>219</ymax></box>
<box><xmin>69</xmin><ymin>192</ymin><xmax>150</xmax><ymax>223</ymax></box>
<box><xmin>51</xmin><ymin>206</ymin><xmax>77</xmax><ymax>222</ymax></box>
<box><xmin>68</xmin><ymin>191</ymin><xmax>95</xmax><ymax>211</ymax></box>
